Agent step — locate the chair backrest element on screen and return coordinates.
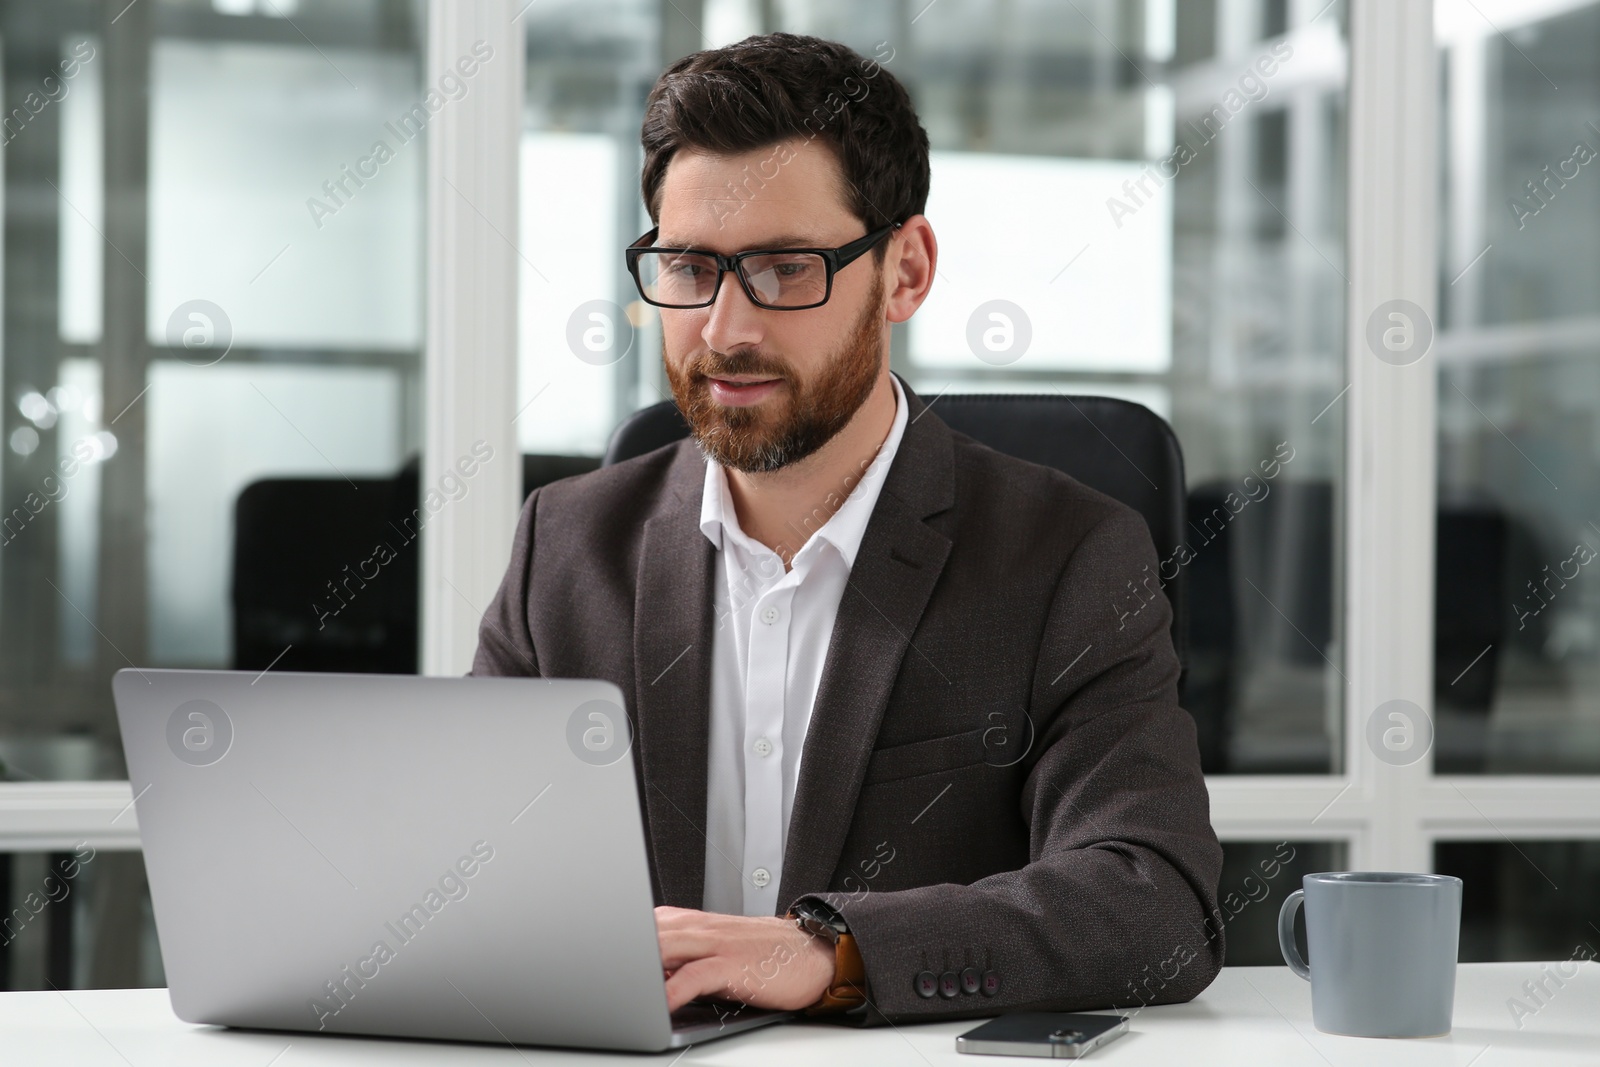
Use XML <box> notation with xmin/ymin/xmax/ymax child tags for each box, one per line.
<box><xmin>232</xmin><ymin>477</ymin><xmax>419</xmax><ymax>674</ymax></box>
<box><xmin>233</xmin><ymin>454</ymin><xmax>603</xmax><ymax>674</ymax></box>
<box><xmin>602</xmin><ymin>392</ymin><xmax>1188</xmax><ymax>670</ymax></box>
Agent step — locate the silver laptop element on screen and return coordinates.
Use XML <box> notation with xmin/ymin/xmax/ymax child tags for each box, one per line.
<box><xmin>113</xmin><ymin>668</ymin><xmax>791</xmax><ymax>1052</ymax></box>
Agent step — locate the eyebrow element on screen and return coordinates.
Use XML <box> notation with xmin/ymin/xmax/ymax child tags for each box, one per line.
<box><xmin>654</xmin><ymin>232</ymin><xmax>830</xmax><ymax>252</ymax></box>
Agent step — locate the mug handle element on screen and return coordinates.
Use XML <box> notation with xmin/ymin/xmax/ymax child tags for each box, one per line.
<box><xmin>1278</xmin><ymin>889</ymin><xmax>1311</xmax><ymax>980</ymax></box>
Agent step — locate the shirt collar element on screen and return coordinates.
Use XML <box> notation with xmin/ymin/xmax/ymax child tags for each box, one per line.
<box><xmin>699</xmin><ymin>372</ymin><xmax>908</xmax><ymax>571</ymax></box>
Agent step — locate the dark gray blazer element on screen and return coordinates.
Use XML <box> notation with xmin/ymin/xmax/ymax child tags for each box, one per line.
<box><xmin>471</xmin><ymin>377</ymin><xmax>1225</xmax><ymax>1024</ymax></box>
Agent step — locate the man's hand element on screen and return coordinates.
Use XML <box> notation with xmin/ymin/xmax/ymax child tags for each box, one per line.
<box><xmin>655</xmin><ymin>905</ymin><xmax>835</xmax><ymax>1013</ymax></box>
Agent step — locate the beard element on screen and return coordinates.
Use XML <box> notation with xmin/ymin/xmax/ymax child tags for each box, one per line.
<box><xmin>664</xmin><ymin>272</ymin><xmax>886</xmax><ymax>475</ymax></box>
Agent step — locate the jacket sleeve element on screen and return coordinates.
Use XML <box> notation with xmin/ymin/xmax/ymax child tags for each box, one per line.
<box><xmin>469</xmin><ymin>486</ymin><xmax>543</xmax><ymax>678</ymax></box>
<box><xmin>807</xmin><ymin>506</ymin><xmax>1224</xmax><ymax>1024</ymax></box>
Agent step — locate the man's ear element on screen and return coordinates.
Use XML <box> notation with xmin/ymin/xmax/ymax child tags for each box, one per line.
<box><xmin>884</xmin><ymin>215</ymin><xmax>936</xmax><ymax>324</ymax></box>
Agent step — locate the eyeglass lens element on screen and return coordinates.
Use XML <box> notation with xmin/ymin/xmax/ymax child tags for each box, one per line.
<box><xmin>634</xmin><ymin>250</ymin><xmax>829</xmax><ymax>308</ymax></box>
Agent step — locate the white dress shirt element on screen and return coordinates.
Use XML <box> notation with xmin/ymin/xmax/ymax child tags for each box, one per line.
<box><xmin>698</xmin><ymin>374</ymin><xmax>909</xmax><ymax>916</ymax></box>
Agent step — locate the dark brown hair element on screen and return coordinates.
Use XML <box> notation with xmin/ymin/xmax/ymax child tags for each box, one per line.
<box><xmin>639</xmin><ymin>33</ymin><xmax>930</xmax><ymax>243</ymax></box>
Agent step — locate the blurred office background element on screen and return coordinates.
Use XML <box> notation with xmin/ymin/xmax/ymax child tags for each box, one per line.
<box><xmin>1</xmin><ymin>0</ymin><xmax>1597</xmax><ymax>989</ymax></box>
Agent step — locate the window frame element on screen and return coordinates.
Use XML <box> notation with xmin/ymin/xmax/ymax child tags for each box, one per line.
<box><xmin>8</xmin><ymin>0</ymin><xmax>1600</xmax><ymax>899</ymax></box>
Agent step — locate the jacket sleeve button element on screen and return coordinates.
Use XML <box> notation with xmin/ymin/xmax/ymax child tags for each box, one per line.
<box><xmin>960</xmin><ymin>966</ymin><xmax>981</xmax><ymax>994</ymax></box>
<box><xmin>938</xmin><ymin>971</ymin><xmax>960</xmax><ymax>998</ymax></box>
<box><xmin>914</xmin><ymin>970</ymin><xmax>939</xmax><ymax>998</ymax></box>
<box><xmin>981</xmin><ymin>970</ymin><xmax>1001</xmax><ymax>997</ymax></box>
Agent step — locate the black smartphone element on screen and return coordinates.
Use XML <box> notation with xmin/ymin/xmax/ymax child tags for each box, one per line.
<box><xmin>955</xmin><ymin>1012</ymin><xmax>1130</xmax><ymax>1058</ymax></box>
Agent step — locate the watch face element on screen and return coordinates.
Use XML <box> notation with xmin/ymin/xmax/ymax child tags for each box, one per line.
<box><xmin>795</xmin><ymin>900</ymin><xmax>846</xmax><ymax>941</ymax></box>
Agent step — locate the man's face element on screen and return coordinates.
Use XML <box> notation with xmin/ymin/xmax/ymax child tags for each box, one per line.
<box><xmin>654</xmin><ymin>139</ymin><xmax>887</xmax><ymax>474</ymax></box>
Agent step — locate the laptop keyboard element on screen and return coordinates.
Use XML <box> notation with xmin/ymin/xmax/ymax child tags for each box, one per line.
<box><xmin>672</xmin><ymin>999</ymin><xmax>776</xmax><ymax>1032</ymax></box>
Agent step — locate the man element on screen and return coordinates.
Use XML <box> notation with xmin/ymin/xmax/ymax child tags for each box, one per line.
<box><xmin>473</xmin><ymin>32</ymin><xmax>1223</xmax><ymax>1025</ymax></box>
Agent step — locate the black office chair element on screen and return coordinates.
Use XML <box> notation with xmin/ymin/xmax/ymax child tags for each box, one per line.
<box><xmin>231</xmin><ymin>453</ymin><xmax>600</xmax><ymax>674</ymax></box>
<box><xmin>232</xmin><ymin>476</ymin><xmax>420</xmax><ymax>674</ymax></box>
<box><xmin>602</xmin><ymin>391</ymin><xmax>1189</xmax><ymax>674</ymax></box>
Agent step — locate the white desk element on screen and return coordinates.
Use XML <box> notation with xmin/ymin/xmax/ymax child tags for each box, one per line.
<box><xmin>5</xmin><ymin>964</ymin><xmax>1596</xmax><ymax>1066</ymax></box>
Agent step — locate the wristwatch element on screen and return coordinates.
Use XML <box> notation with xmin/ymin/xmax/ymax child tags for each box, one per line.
<box><xmin>789</xmin><ymin>897</ymin><xmax>868</xmax><ymax>1014</ymax></box>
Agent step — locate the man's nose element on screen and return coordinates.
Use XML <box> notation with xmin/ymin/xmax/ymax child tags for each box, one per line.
<box><xmin>701</xmin><ymin>270</ymin><xmax>766</xmax><ymax>354</ymax></box>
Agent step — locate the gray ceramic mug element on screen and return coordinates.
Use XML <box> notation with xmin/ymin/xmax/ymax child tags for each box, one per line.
<box><xmin>1278</xmin><ymin>872</ymin><xmax>1462</xmax><ymax>1038</ymax></box>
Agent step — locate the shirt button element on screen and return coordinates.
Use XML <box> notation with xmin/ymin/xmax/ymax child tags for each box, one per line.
<box><xmin>750</xmin><ymin>867</ymin><xmax>771</xmax><ymax>888</ymax></box>
<box><xmin>753</xmin><ymin>736</ymin><xmax>774</xmax><ymax>757</ymax></box>
<box><xmin>759</xmin><ymin>605</ymin><xmax>781</xmax><ymax>625</ymax></box>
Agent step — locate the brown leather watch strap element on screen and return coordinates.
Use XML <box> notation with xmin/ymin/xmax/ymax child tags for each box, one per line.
<box><xmin>804</xmin><ymin>931</ymin><xmax>868</xmax><ymax>1014</ymax></box>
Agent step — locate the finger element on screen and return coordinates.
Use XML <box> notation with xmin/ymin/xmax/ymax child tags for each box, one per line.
<box><xmin>652</xmin><ymin>905</ymin><xmax>699</xmax><ymax>929</ymax></box>
<box><xmin>656</xmin><ymin>928</ymin><xmax>719</xmax><ymax>971</ymax></box>
<box><xmin>663</xmin><ymin>957</ymin><xmax>736</xmax><ymax>1014</ymax></box>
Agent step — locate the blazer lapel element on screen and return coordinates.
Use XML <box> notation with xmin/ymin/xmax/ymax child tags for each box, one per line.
<box><xmin>633</xmin><ymin>439</ymin><xmax>716</xmax><ymax>909</ymax></box>
<box><xmin>776</xmin><ymin>380</ymin><xmax>956</xmax><ymax>908</ymax></box>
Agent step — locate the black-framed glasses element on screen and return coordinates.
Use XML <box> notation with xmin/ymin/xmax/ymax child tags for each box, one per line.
<box><xmin>625</xmin><ymin>223</ymin><xmax>897</xmax><ymax>310</ymax></box>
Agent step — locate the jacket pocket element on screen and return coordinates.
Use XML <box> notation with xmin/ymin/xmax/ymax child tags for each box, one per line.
<box><xmin>861</xmin><ymin>727</ymin><xmax>988</xmax><ymax>786</ymax></box>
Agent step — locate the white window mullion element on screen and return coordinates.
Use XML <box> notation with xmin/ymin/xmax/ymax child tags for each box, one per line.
<box><xmin>0</xmin><ymin>782</ymin><xmax>141</xmax><ymax>852</ymax></box>
<box><xmin>1340</xmin><ymin>0</ymin><xmax>1439</xmax><ymax>873</ymax></box>
<box><xmin>421</xmin><ymin>0</ymin><xmax>524</xmax><ymax>675</ymax></box>
<box><xmin>1423</xmin><ymin>778</ymin><xmax>1600</xmax><ymax>838</ymax></box>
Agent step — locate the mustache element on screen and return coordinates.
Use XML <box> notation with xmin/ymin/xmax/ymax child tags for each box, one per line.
<box><xmin>694</xmin><ymin>349</ymin><xmax>790</xmax><ymax>381</ymax></box>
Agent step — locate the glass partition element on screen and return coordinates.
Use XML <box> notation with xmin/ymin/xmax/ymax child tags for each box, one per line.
<box><xmin>1436</xmin><ymin>840</ymin><xmax>1600</xmax><ymax>961</ymax></box>
<box><xmin>0</xmin><ymin>0</ymin><xmax>426</xmax><ymax>786</ymax></box>
<box><xmin>1436</xmin><ymin>0</ymin><xmax>1600</xmax><ymax>775</ymax></box>
<box><xmin>519</xmin><ymin>0</ymin><xmax>1352</xmax><ymax>775</ymax></box>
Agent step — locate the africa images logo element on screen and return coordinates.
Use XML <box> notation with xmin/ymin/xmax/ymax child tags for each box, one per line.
<box><xmin>566</xmin><ymin>699</ymin><xmax>631</xmax><ymax>767</ymax></box>
<box><xmin>165</xmin><ymin>699</ymin><xmax>232</xmax><ymax>766</ymax></box>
